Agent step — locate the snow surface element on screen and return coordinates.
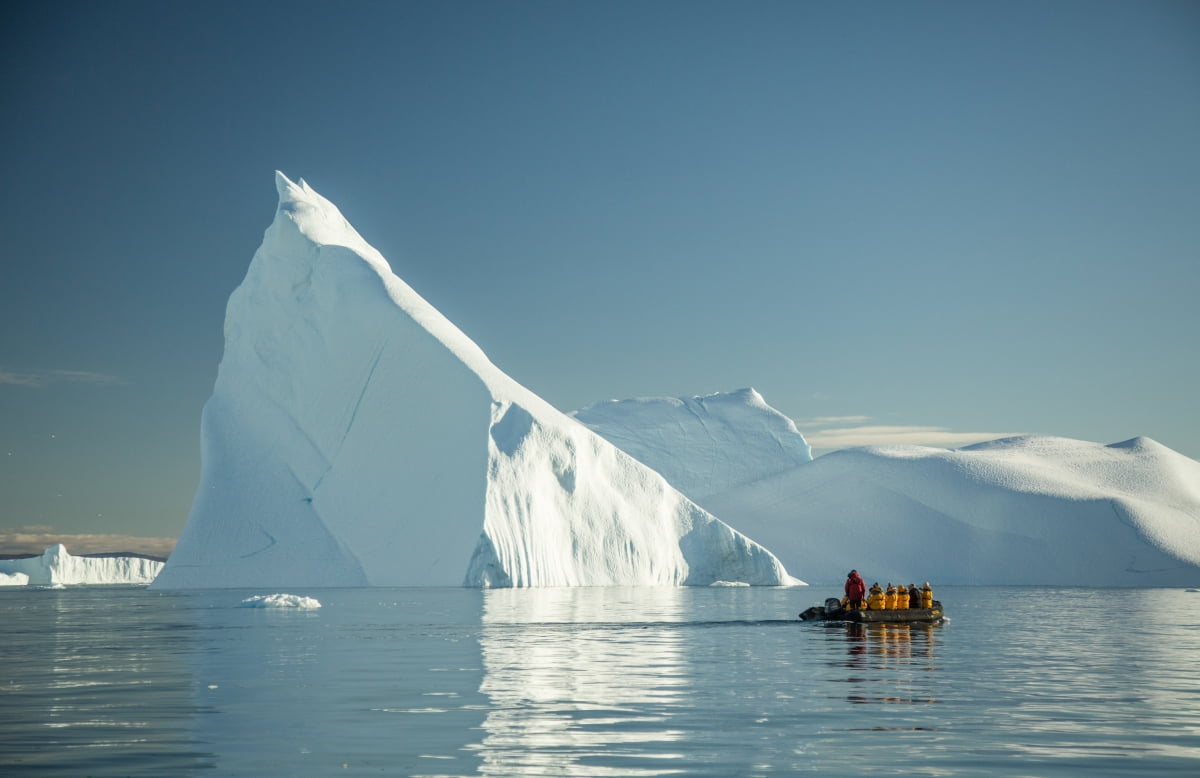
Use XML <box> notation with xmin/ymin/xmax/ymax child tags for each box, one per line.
<box><xmin>571</xmin><ymin>388</ymin><xmax>812</xmax><ymax>500</ymax></box>
<box><xmin>0</xmin><ymin>544</ymin><xmax>163</xmax><ymax>586</ymax></box>
<box><xmin>239</xmin><ymin>593</ymin><xmax>322</xmax><ymax>609</ymax></box>
<box><xmin>697</xmin><ymin>434</ymin><xmax>1200</xmax><ymax>586</ymax></box>
<box><xmin>152</xmin><ymin>173</ymin><xmax>794</xmax><ymax>589</ymax></box>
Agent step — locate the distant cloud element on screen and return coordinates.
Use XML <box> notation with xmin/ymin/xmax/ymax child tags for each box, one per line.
<box><xmin>0</xmin><ymin>368</ymin><xmax>124</xmax><ymax>388</ymax></box>
<box><xmin>795</xmin><ymin>417</ymin><xmax>1024</xmax><ymax>451</ymax></box>
<box><xmin>0</xmin><ymin>527</ymin><xmax>174</xmax><ymax>558</ymax></box>
<box><xmin>799</xmin><ymin>415</ymin><xmax>872</xmax><ymax>426</ymax></box>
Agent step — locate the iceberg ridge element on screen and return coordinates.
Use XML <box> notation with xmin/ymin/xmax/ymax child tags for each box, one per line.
<box><xmin>572</xmin><ymin>387</ymin><xmax>813</xmax><ymax>500</ymax></box>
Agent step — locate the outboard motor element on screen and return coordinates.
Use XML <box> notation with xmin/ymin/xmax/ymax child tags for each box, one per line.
<box><xmin>798</xmin><ymin>597</ymin><xmax>850</xmax><ymax>621</ymax></box>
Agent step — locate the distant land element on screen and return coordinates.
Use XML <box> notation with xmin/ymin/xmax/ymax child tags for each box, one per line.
<box><xmin>0</xmin><ymin>529</ymin><xmax>175</xmax><ymax>559</ymax></box>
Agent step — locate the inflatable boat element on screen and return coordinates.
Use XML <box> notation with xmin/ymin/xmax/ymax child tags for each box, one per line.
<box><xmin>799</xmin><ymin>597</ymin><xmax>945</xmax><ymax>624</ymax></box>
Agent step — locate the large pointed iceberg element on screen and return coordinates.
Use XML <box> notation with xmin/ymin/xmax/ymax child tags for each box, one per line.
<box><xmin>152</xmin><ymin>174</ymin><xmax>793</xmax><ymax>589</ymax></box>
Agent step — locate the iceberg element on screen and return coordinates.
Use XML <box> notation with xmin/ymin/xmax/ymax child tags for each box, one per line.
<box><xmin>699</xmin><ymin>435</ymin><xmax>1200</xmax><ymax>586</ymax></box>
<box><xmin>239</xmin><ymin>594</ymin><xmax>322</xmax><ymax>609</ymax></box>
<box><xmin>0</xmin><ymin>544</ymin><xmax>164</xmax><ymax>586</ymax></box>
<box><xmin>572</xmin><ymin>387</ymin><xmax>812</xmax><ymax>501</ymax></box>
<box><xmin>152</xmin><ymin>174</ymin><xmax>794</xmax><ymax>589</ymax></box>
<box><xmin>574</xmin><ymin>391</ymin><xmax>1200</xmax><ymax>586</ymax></box>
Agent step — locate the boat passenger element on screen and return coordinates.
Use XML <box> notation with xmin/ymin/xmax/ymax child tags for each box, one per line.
<box><xmin>884</xmin><ymin>584</ymin><xmax>897</xmax><ymax>610</ymax></box>
<box><xmin>866</xmin><ymin>583</ymin><xmax>885</xmax><ymax>610</ymax></box>
<box><xmin>921</xmin><ymin>582</ymin><xmax>934</xmax><ymax>609</ymax></box>
<box><xmin>844</xmin><ymin>570</ymin><xmax>867</xmax><ymax>610</ymax></box>
<box><xmin>896</xmin><ymin>584</ymin><xmax>910</xmax><ymax>609</ymax></box>
<box><xmin>908</xmin><ymin>584</ymin><xmax>920</xmax><ymax>608</ymax></box>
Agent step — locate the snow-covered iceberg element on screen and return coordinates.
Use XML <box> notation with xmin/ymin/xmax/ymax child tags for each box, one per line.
<box><xmin>572</xmin><ymin>388</ymin><xmax>812</xmax><ymax>501</ymax></box>
<box><xmin>0</xmin><ymin>544</ymin><xmax>164</xmax><ymax>586</ymax></box>
<box><xmin>152</xmin><ymin>174</ymin><xmax>794</xmax><ymax>590</ymax></box>
<box><xmin>573</xmin><ymin>390</ymin><xmax>1200</xmax><ymax>585</ymax></box>
<box><xmin>699</xmin><ymin>435</ymin><xmax>1200</xmax><ymax>586</ymax></box>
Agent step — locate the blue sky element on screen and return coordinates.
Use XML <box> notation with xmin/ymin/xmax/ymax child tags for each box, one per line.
<box><xmin>2</xmin><ymin>0</ymin><xmax>1197</xmax><ymax>553</ymax></box>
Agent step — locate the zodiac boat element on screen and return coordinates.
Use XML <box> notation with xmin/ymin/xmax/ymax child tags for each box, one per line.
<box><xmin>799</xmin><ymin>597</ymin><xmax>945</xmax><ymax>624</ymax></box>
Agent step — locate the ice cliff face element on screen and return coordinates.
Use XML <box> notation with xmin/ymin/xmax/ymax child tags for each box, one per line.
<box><xmin>0</xmin><ymin>545</ymin><xmax>164</xmax><ymax>586</ymax></box>
<box><xmin>152</xmin><ymin>173</ymin><xmax>793</xmax><ymax>589</ymax></box>
<box><xmin>572</xmin><ymin>388</ymin><xmax>812</xmax><ymax>501</ymax></box>
<box><xmin>700</xmin><ymin>434</ymin><xmax>1200</xmax><ymax>586</ymax></box>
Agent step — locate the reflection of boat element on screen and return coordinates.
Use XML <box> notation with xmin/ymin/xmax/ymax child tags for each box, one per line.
<box><xmin>799</xmin><ymin>597</ymin><xmax>945</xmax><ymax>623</ymax></box>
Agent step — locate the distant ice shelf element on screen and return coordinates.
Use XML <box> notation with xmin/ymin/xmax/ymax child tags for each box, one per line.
<box><xmin>0</xmin><ymin>544</ymin><xmax>164</xmax><ymax>586</ymax></box>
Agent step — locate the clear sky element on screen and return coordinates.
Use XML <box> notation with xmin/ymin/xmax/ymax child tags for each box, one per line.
<box><xmin>2</xmin><ymin>0</ymin><xmax>1197</xmax><ymax>554</ymax></box>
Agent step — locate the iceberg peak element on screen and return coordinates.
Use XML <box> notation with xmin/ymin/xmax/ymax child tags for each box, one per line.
<box><xmin>274</xmin><ymin>169</ymin><xmax>299</xmax><ymax>199</ymax></box>
<box><xmin>1107</xmin><ymin>435</ymin><xmax>1160</xmax><ymax>452</ymax></box>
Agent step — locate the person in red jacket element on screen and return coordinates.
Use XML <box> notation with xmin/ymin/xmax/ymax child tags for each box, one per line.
<box><xmin>844</xmin><ymin>570</ymin><xmax>867</xmax><ymax>610</ymax></box>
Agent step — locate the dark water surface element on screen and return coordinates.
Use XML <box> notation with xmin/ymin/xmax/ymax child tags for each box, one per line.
<box><xmin>2</xmin><ymin>585</ymin><xmax>1198</xmax><ymax>776</ymax></box>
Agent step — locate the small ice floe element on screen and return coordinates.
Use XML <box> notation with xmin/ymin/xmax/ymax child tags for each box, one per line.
<box><xmin>710</xmin><ymin>580</ymin><xmax>750</xmax><ymax>587</ymax></box>
<box><xmin>1187</xmin><ymin>589</ymin><xmax>1200</xmax><ymax>593</ymax></box>
<box><xmin>239</xmin><ymin>593</ymin><xmax>321</xmax><ymax>609</ymax></box>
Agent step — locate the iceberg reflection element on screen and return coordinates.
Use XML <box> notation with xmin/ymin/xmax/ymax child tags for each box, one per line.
<box><xmin>475</xmin><ymin>587</ymin><xmax>692</xmax><ymax>776</ymax></box>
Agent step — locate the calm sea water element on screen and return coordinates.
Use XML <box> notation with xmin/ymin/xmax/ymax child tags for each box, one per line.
<box><xmin>2</xmin><ymin>585</ymin><xmax>1198</xmax><ymax>776</ymax></box>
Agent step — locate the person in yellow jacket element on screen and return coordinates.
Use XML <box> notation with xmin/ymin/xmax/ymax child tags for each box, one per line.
<box><xmin>866</xmin><ymin>583</ymin><xmax>885</xmax><ymax>610</ymax></box>
<box><xmin>896</xmin><ymin>584</ymin><xmax>910</xmax><ymax>609</ymax></box>
<box><xmin>884</xmin><ymin>584</ymin><xmax>897</xmax><ymax>610</ymax></box>
<box><xmin>921</xmin><ymin>582</ymin><xmax>935</xmax><ymax>609</ymax></box>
